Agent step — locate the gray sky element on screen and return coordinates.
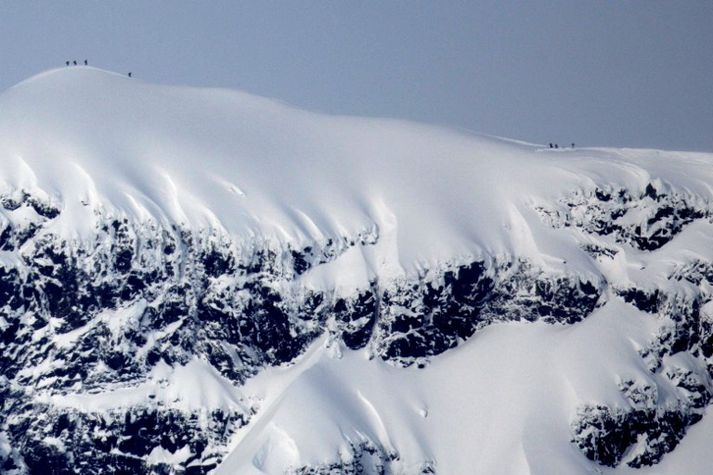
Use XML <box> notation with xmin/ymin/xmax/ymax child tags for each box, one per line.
<box><xmin>1</xmin><ymin>1</ymin><xmax>711</xmax><ymax>151</ymax></box>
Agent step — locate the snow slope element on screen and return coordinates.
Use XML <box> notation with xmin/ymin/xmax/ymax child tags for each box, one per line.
<box><xmin>3</xmin><ymin>67</ymin><xmax>711</xmax><ymax>278</ymax></box>
<box><xmin>1</xmin><ymin>67</ymin><xmax>713</xmax><ymax>474</ymax></box>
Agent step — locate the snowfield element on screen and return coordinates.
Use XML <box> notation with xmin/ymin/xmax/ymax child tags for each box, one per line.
<box><xmin>0</xmin><ymin>67</ymin><xmax>712</xmax><ymax>474</ymax></box>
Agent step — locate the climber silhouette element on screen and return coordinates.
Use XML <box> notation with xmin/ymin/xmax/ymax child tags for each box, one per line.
<box><xmin>128</xmin><ymin>72</ymin><xmax>132</xmax><ymax>78</ymax></box>
<box><xmin>65</xmin><ymin>61</ymin><xmax>70</xmax><ymax>66</ymax></box>
<box><xmin>84</xmin><ymin>60</ymin><xmax>88</xmax><ymax>65</ymax></box>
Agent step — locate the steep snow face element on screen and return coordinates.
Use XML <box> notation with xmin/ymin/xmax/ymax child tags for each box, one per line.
<box><xmin>1</xmin><ymin>68</ymin><xmax>713</xmax><ymax>474</ymax></box>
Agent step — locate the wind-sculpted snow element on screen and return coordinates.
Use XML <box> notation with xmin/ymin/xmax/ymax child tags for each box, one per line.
<box><xmin>3</xmin><ymin>182</ymin><xmax>713</xmax><ymax>473</ymax></box>
<box><xmin>0</xmin><ymin>190</ymin><xmax>609</xmax><ymax>473</ymax></box>
<box><xmin>2</xmin><ymin>68</ymin><xmax>713</xmax><ymax>474</ymax></box>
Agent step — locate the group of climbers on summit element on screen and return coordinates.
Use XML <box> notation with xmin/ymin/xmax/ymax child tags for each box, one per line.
<box><xmin>549</xmin><ymin>142</ymin><xmax>575</xmax><ymax>149</ymax></box>
<box><xmin>64</xmin><ymin>59</ymin><xmax>132</xmax><ymax>78</ymax></box>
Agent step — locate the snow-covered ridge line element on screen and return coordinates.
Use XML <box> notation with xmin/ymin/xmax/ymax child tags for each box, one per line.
<box><xmin>3</xmin><ymin>68</ymin><xmax>713</xmax><ymax>474</ymax></box>
<box><xmin>1</xmin><ymin>67</ymin><xmax>712</xmax><ymax>273</ymax></box>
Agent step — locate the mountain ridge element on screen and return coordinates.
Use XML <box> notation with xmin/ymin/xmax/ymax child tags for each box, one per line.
<box><xmin>1</xmin><ymin>69</ymin><xmax>712</xmax><ymax>474</ymax></box>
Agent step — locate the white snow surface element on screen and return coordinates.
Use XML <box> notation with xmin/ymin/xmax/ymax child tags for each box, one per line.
<box><xmin>216</xmin><ymin>299</ymin><xmax>704</xmax><ymax>475</ymax></box>
<box><xmin>2</xmin><ymin>68</ymin><xmax>713</xmax><ymax>474</ymax></box>
<box><xmin>3</xmin><ymin>67</ymin><xmax>712</xmax><ymax>279</ymax></box>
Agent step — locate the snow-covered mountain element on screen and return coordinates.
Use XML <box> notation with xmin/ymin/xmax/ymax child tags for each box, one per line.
<box><xmin>1</xmin><ymin>67</ymin><xmax>712</xmax><ymax>474</ymax></box>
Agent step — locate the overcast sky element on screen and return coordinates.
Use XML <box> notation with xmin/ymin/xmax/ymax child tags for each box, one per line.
<box><xmin>0</xmin><ymin>1</ymin><xmax>711</xmax><ymax>151</ymax></box>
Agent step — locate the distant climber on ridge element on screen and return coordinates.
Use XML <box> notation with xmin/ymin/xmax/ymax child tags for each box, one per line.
<box><xmin>128</xmin><ymin>72</ymin><xmax>132</xmax><ymax>78</ymax></box>
<box><xmin>84</xmin><ymin>59</ymin><xmax>88</xmax><ymax>65</ymax></box>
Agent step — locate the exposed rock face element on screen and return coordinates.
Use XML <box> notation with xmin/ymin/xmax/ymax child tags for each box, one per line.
<box><xmin>289</xmin><ymin>441</ymin><xmax>419</xmax><ymax>475</ymax></box>
<box><xmin>571</xmin><ymin>379</ymin><xmax>707</xmax><ymax>469</ymax></box>
<box><xmin>0</xmin><ymin>188</ymin><xmax>609</xmax><ymax>474</ymax></box>
<box><xmin>1</xmin><ymin>401</ymin><xmax>248</xmax><ymax>475</ymax></box>
<box><xmin>371</xmin><ymin>260</ymin><xmax>600</xmax><ymax>365</ymax></box>
<box><xmin>548</xmin><ymin>186</ymin><xmax>713</xmax><ymax>469</ymax></box>
<box><xmin>537</xmin><ymin>182</ymin><xmax>710</xmax><ymax>251</ymax></box>
<box><xmin>3</xmin><ymin>178</ymin><xmax>713</xmax><ymax>474</ymax></box>
<box><xmin>571</xmin><ymin>288</ymin><xmax>713</xmax><ymax>469</ymax></box>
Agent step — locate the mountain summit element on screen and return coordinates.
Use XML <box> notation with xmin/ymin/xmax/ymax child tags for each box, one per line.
<box><xmin>1</xmin><ymin>69</ymin><xmax>712</xmax><ymax>474</ymax></box>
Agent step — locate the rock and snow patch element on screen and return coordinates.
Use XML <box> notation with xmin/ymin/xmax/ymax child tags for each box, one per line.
<box><xmin>1</xmin><ymin>67</ymin><xmax>713</xmax><ymax>474</ymax></box>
